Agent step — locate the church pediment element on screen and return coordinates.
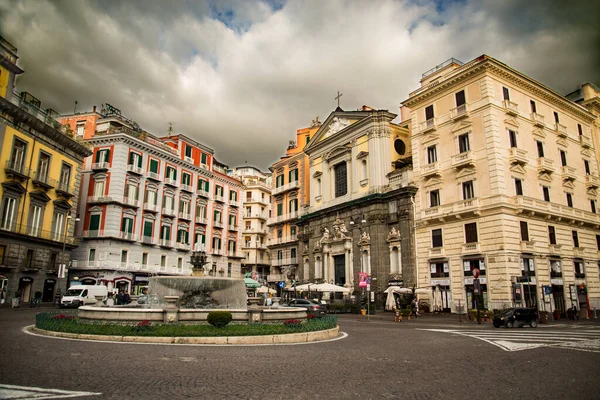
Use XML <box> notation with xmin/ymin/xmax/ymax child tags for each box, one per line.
<box><xmin>556</xmin><ymin>138</ymin><xmax>568</xmax><ymax>148</ymax></box>
<box><xmin>532</xmin><ymin>128</ymin><xmax>545</xmax><ymax>139</ymax></box>
<box><xmin>324</xmin><ymin>145</ymin><xmax>352</xmax><ymax>162</ymax></box>
<box><xmin>451</xmin><ymin>120</ymin><xmax>473</xmax><ymax>133</ymax></box>
<box><xmin>587</xmin><ymin>188</ymin><xmax>597</xmax><ymax>197</ymax></box>
<box><xmin>581</xmin><ymin>148</ymin><xmax>592</xmax><ymax>157</ymax></box>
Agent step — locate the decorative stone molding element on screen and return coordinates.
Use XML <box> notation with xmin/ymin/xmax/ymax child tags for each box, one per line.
<box><xmin>386</xmin><ymin>227</ymin><xmax>401</xmax><ymax>242</ymax></box>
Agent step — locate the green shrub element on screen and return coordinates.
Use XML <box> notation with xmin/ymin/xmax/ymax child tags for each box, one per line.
<box><xmin>207</xmin><ymin>311</ymin><xmax>233</xmax><ymax>328</ymax></box>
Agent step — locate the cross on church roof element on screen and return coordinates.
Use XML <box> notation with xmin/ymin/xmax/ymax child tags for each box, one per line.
<box><xmin>335</xmin><ymin>91</ymin><xmax>343</xmax><ymax>107</ymax></box>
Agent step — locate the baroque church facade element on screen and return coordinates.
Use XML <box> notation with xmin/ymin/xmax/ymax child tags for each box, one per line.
<box><xmin>296</xmin><ymin>106</ymin><xmax>417</xmax><ymax>305</ymax></box>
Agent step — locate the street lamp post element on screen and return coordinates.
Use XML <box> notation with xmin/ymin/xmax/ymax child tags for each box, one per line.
<box><xmin>58</xmin><ymin>214</ymin><xmax>79</xmax><ymax>300</ymax></box>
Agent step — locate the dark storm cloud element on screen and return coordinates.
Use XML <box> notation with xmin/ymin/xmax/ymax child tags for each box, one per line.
<box><xmin>0</xmin><ymin>0</ymin><xmax>597</xmax><ymax>169</ymax></box>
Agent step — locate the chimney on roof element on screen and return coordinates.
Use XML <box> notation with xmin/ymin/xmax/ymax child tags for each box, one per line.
<box><xmin>93</xmin><ymin>105</ymin><xmax>96</xmax><ymax>113</ymax></box>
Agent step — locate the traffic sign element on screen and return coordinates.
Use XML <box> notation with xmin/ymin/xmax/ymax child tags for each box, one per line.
<box><xmin>278</xmin><ymin>281</ymin><xmax>284</xmax><ymax>288</ymax></box>
<box><xmin>473</xmin><ymin>268</ymin><xmax>480</xmax><ymax>279</ymax></box>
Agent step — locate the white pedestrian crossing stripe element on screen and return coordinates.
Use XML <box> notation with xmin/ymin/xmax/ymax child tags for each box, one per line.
<box><xmin>0</xmin><ymin>384</ymin><xmax>101</xmax><ymax>399</ymax></box>
<box><xmin>419</xmin><ymin>328</ymin><xmax>600</xmax><ymax>353</ymax></box>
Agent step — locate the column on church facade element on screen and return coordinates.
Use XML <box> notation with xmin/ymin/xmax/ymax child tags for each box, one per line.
<box><xmin>344</xmin><ymin>249</ymin><xmax>351</xmax><ymax>287</ymax></box>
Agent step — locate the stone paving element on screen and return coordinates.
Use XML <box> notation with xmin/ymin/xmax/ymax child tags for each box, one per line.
<box><xmin>1</xmin><ymin>307</ymin><xmax>599</xmax><ymax>399</ymax></box>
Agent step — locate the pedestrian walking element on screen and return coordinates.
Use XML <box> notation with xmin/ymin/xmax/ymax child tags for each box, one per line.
<box><xmin>411</xmin><ymin>298</ymin><xmax>418</xmax><ymax>318</ymax></box>
<box><xmin>13</xmin><ymin>289</ymin><xmax>21</xmax><ymax>308</ymax></box>
<box><xmin>34</xmin><ymin>290</ymin><xmax>42</xmax><ymax>307</ymax></box>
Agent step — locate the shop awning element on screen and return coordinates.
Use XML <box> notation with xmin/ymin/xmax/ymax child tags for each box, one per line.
<box><xmin>244</xmin><ymin>278</ymin><xmax>261</xmax><ymax>288</ymax></box>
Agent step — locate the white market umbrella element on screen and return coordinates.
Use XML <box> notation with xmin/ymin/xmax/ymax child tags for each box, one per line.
<box><xmin>313</xmin><ymin>283</ymin><xmax>351</xmax><ymax>293</ymax></box>
<box><xmin>385</xmin><ymin>291</ymin><xmax>397</xmax><ymax>311</ymax></box>
<box><xmin>294</xmin><ymin>283</ymin><xmax>315</xmax><ymax>292</ymax></box>
<box><xmin>433</xmin><ymin>286</ymin><xmax>443</xmax><ymax>312</ymax></box>
<box><xmin>256</xmin><ymin>286</ymin><xmax>276</xmax><ymax>294</ymax></box>
<box><xmin>383</xmin><ymin>287</ymin><xmax>429</xmax><ymax>295</ymax></box>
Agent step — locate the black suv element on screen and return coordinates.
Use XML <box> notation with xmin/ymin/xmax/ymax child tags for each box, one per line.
<box><xmin>493</xmin><ymin>308</ymin><xmax>538</xmax><ymax>328</ymax></box>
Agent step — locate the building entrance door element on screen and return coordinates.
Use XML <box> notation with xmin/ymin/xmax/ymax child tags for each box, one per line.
<box><xmin>42</xmin><ymin>279</ymin><xmax>56</xmax><ymax>302</ymax></box>
<box><xmin>552</xmin><ymin>285</ymin><xmax>565</xmax><ymax>317</ymax></box>
<box><xmin>333</xmin><ymin>255</ymin><xmax>345</xmax><ymax>286</ymax></box>
<box><xmin>523</xmin><ymin>283</ymin><xmax>537</xmax><ymax>308</ymax></box>
<box><xmin>19</xmin><ymin>278</ymin><xmax>33</xmax><ymax>303</ymax></box>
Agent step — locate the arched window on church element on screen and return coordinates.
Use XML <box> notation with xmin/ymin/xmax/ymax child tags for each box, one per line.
<box><xmin>315</xmin><ymin>256</ymin><xmax>322</xmax><ymax>279</ymax></box>
<box><xmin>304</xmin><ymin>258</ymin><xmax>309</xmax><ymax>281</ymax></box>
<box><xmin>360</xmin><ymin>159</ymin><xmax>368</xmax><ymax>182</ymax></box>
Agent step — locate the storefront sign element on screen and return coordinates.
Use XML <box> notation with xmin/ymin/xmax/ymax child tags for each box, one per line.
<box><xmin>513</xmin><ymin>284</ymin><xmax>522</xmax><ymax>302</ymax></box>
<box><xmin>134</xmin><ymin>276</ymin><xmax>150</xmax><ymax>282</ymax></box>
<box><xmin>387</xmin><ymin>280</ymin><xmax>404</xmax><ymax>287</ymax></box>
<box><xmin>430</xmin><ymin>278</ymin><xmax>450</xmax><ymax>286</ymax></box>
<box><xmin>464</xmin><ymin>277</ymin><xmax>487</xmax><ymax>285</ymax></box>
<box><xmin>550</xmin><ymin>278</ymin><xmax>563</xmax><ymax>285</ymax></box>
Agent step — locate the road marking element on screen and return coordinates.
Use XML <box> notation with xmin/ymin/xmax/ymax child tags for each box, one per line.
<box><xmin>0</xmin><ymin>384</ymin><xmax>101</xmax><ymax>399</ymax></box>
<box><xmin>23</xmin><ymin>325</ymin><xmax>348</xmax><ymax>347</ymax></box>
<box><xmin>419</xmin><ymin>328</ymin><xmax>600</xmax><ymax>353</ymax></box>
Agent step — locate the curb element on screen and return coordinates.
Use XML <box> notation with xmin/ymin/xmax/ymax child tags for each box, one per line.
<box><xmin>27</xmin><ymin>325</ymin><xmax>341</xmax><ymax>345</ymax></box>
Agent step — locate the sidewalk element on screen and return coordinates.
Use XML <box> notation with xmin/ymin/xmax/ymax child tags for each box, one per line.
<box><xmin>335</xmin><ymin>311</ymin><xmax>600</xmax><ymax>328</ymax></box>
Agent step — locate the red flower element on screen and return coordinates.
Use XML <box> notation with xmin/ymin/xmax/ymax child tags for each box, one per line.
<box><xmin>306</xmin><ymin>313</ymin><xmax>316</xmax><ymax>319</ymax></box>
<box><xmin>52</xmin><ymin>314</ymin><xmax>74</xmax><ymax>320</ymax></box>
<box><xmin>137</xmin><ymin>320</ymin><xmax>152</xmax><ymax>328</ymax></box>
<box><xmin>283</xmin><ymin>319</ymin><xmax>302</xmax><ymax>326</ymax></box>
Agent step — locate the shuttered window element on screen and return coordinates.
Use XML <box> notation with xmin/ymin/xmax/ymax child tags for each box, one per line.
<box><xmin>89</xmin><ymin>214</ymin><xmax>101</xmax><ymax>231</ymax></box>
<box><xmin>464</xmin><ymin>223</ymin><xmax>478</xmax><ymax>243</ymax></box>
<box><xmin>455</xmin><ymin>90</ymin><xmax>465</xmax><ymax>106</ymax></box>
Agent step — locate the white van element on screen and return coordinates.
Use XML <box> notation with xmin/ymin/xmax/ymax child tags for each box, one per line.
<box><xmin>61</xmin><ymin>285</ymin><xmax>108</xmax><ymax>308</ymax></box>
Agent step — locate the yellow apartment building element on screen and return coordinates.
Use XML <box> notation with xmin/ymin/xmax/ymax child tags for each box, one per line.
<box><xmin>0</xmin><ymin>37</ymin><xmax>91</xmax><ymax>304</ymax></box>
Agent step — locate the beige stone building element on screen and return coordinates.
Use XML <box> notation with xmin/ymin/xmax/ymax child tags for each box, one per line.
<box><xmin>402</xmin><ymin>56</ymin><xmax>600</xmax><ymax>317</ymax></box>
<box><xmin>231</xmin><ymin>166</ymin><xmax>271</xmax><ymax>281</ymax></box>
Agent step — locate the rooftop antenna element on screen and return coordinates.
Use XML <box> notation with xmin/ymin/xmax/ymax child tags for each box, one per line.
<box><xmin>168</xmin><ymin>122</ymin><xmax>173</xmax><ymax>137</ymax></box>
<box><xmin>74</xmin><ymin>100</ymin><xmax>78</xmax><ymax>114</ymax></box>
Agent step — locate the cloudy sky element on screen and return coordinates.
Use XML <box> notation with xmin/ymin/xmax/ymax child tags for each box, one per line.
<box><xmin>1</xmin><ymin>0</ymin><xmax>598</xmax><ymax>170</ymax></box>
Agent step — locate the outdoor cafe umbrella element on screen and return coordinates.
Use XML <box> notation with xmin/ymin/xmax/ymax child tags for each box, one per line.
<box><xmin>433</xmin><ymin>285</ymin><xmax>444</xmax><ymax>312</ymax></box>
<box><xmin>244</xmin><ymin>278</ymin><xmax>261</xmax><ymax>289</ymax></box>
<box><xmin>383</xmin><ymin>287</ymin><xmax>429</xmax><ymax>295</ymax></box>
<box><xmin>385</xmin><ymin>290</ymin><xmax>397</xmax><ymax>311</ymax></box>
<box><xmin>312</xmin><ymin>283</ymin><xmax>350</xmax><ymax>293</ymax></box>
<box><xmin>256</xmin><ymin>286</ymin><xmax>276</xmax><ymax>294</ymax></box>
<box><xmin>293</xmin><ymin>283</ymin><xmax>314</xmax><ymax>292</ymax></box>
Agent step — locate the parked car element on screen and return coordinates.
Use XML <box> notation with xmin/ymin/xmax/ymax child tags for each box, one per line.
<box><xmin>493</xmin><ymin>307</ymin><xmax>538</xmax><ymax>328</ymax></box>
<box><xmin>287</xmin><ymin>299</ymin><xmax>326</xmax><ymax>316</ymax></box>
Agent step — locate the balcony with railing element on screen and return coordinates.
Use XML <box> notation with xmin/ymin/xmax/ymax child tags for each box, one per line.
<box><xmin>451</xmin><ymin>151</ymin><xmax>475</xmax><ymax>169</ymax></box>
<box><xmin>229</xmin><ymin>199</ymin><xmax>240</xmax><ymax>207</ymax></box>
<box><xmin>580</xmin><ymin>134</ymin><xmax>592</xmax><ymax>148</ymax></box>
<box><xmin>531</xmin><ymin>112</ymin><xmax>545</xmax><ymax>127</ymax></box>
<box><xmin>428</xmin><ymin>247</ymin><xmax>445</xmax><ymax>258</ymax></box>
<box><xmin>508</xmin><ymin>148</ymin><xmax>528</xmax><ymax>165</ymax></box>
<box><xmin>421</xmin><ymin>162</ymin><xmax>441</xmax><ymax>178</ymax></box>
<box><xmin>147</xmin><ymin>171</ymin><xmax>160</xmax><ymax>181</ymax></box>
<box><xmin>180</xmin><ymin>183</ymin><xmax>193</xmax><ymax>193</ymax></box>
<box><xmin>55</xmin><ymin>181</ymin><xmax>75</xmax><ymax>197</ymax></box>
<box><xmin>503</xmin><ymin>100</ymin><xmax>519</xmax><ymax>116</ymax></box>
<box><xmin>420</xmin><ymin>118</ymin><xmax>436</xmax><ymax>133</ymax></box>
<box><xmin>554</xmin><ymin>123</ymin><xmax>567</xmax><ymax>138</ymax></box>
<box><xmin>91</xmin><ymin>162</ymin><xmax>110</xmax><ymax>171</ymax></box>
<box><xmin>520</xmin><ymin>241</ymin><xmax>535</xmax><ymax>252</ymax></box>
<box><xmin>228</xmin><ymin>224</ymin><xmax>238</xmax><ymax>231</ymax></box>
<box><xmin>126</xmin><ymin>164</ymin><xmax>143</xmax><ymax>175</ymax></box>
<box><xmin>73</xmin><ymin>260</ymin><xmax>190</xmax><ymax>275</ymax></box>
<box><xmin>176</xmin><ymin>242</ymin><xmax>191</xmax><ymax>251</ymax></box>
<box><xmin>82</xmin><ymin>230</ymin><xmax>104</xmax><ymax>239</ymax></box>
<box><xmin>121</xmin><ymin>196</ymin><xmax>140</xmax><ymax>208</ymax></box>
<box><xmin>0</xmin><ymin>222</ymin><xmax>74</xmax><ymax>244</ymax></box>
<box><xmin>213</xmin><ymin>220</ymin><xmax>224</xmax><ymax>228</ymax></box>
<box><xmin>143</xmin><ymin>203</ymin><xmax>159</xmax><ymax>212</ymax></box>
<box><xmin>118</xmin><ymin>231</ymin><xmax>136</xmax><ymax>241</ymax></box>
<box><xmin>272</xmin><ymin>180</ymin><xmax>300</xmax><ymax>195</ymax></box>
<box><xmin>32</xmin><ymin>172</ymin><xmax>56</xmax><ymax>190</ymax></box>
<box><xmin>462</xmin><ymin>242</ymin><xmax>480</xmax><ymax>254</ymax></box>
<box><xmin>452</xmin><ymin>198</ymin><xmax>480</xmax><ymax>214</ymax></box>
<box><xmin>87</xmin><ymin>195</ymin><xmax>113</xmax><ymax>204</ymax></box>
<box><xmin>267</xmin><ymin>211</ymin><xmax>299</xmax><ymax>225</ymax></box>
<box><xmin>196</xmin><ymin>188</ymin><xmax>211</xmax><ymax>198</ymax></box>
<box><xmin>585</xmin><ymin>174</ymin><xmax>600</xmax><ymax>189</ymax></box>
<box><xmin>450</xmin><ymin>104</ymin><xmax>468</xmax><ymax>120</ymax></box>
<box><xmin>4</xmin><ymin>160</ymin><xmax>30</xmax><ymax>180</ymax></box>
<box><xmin>212</xmin><ymin>248</ymin><xmax>223</xmax><ymax>256</ymax></box>
<box><xmin>421</xmin><ymin>206</ymin><xmax>441</xmax><ymax>219</ymax></box>
<box><xmin>162</xmin><ymin>208</ymin><xmax>176</xmax><ymax>217</ymax></box>
<box><xmin>195</xmin><ymin>215</ymin><xmax>207</xmax><ymax>224</ymax></box>
<box><xmin>269</xmin><ymin>257</ymin><xmax>298</xmax><ymax>267</ymax></box>
<box><xmin>537</xmin><ymin>157</ymin><xmax>554</xmax><ymax>174</ymax></box>
<box><xmin>512</xmin><ymin>195</ymin><xmax>600</xmax><ymax>225</ymax></box>
<box><xmin>267</xmin><ymin>235</ymin><xmax>298</xmax><ymax>246</ymax></box>
<box><xmin>164</xmin><ymin>177</ymin><xmax>178</xmax><ymax>187</ymax></box>
<box><xmin>141</xmin><ymin>235</ymin><xmax>154</xmax><ymax>245</ymax></box>
<box><xmin>561</xmin><ymin>166</ymin><xmax>576</xmax><ymax>181</ymax></box>
<box><xmin>214</xmin><ymin>193</ymin><xmax>225</xmax><ymax>202</ymax></box>
<box><xmin>159</xmin><ymin>239</ymin><xmax>174</xmax><ymax>248</ymax></box>
<box><xmin>178</xmin><ymin>212</ymin><xmax>192</xmax><ymax>221</ymax></box>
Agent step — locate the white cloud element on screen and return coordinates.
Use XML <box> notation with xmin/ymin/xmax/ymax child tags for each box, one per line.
<box><xmin>0</xmin><ymin>0</ymin><xmax>597</xmax><ymax>169</ymax></box>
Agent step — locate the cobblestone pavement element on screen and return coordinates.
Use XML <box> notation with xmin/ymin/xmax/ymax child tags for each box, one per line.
<box><xmin>1</xmin><ymin>307</ymin><xmax>599</xmax><ymax>400</ymax></box>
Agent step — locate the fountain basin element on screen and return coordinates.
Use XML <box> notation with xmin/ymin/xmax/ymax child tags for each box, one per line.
<box><xmin>78</xmin><ymin>306</ymin><xmax>307</xmax><ymax>323</ymax></box>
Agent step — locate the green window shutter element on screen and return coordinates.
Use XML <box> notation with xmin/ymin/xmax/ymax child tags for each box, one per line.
<box><xmin>95</xmin><ymin>151</ymin><xmax>101</xmax><ymax>163</ymax></box>
<box><xmin>104</xmin><ymin>150</ymin><xmax>110</xmax><ymax>163</ymax></box>
<box><xmin>197</xmin><ymin>178</ymin><xmax>202</xmax><ymax>189</ymax></box>
<box><xmin>201</xmin><ymin>234</ymin><xmax>205</xmax><ymax>244</ymax></box>
<box><xmin>165</xmin><ymin>225</ymin><xmax>171</xmax><ymax>239</ymax></box>
<box><xmin>277</xmin><ymin>203</ymin><xmax>283</xmax><ymax>216</ymax></box>
<box><xmin>144</xmin><ymin>221</ymin><xmax>153</xmax><ymax>237</ymax></box>
<box><xmin>150</xmin><ymin>159</ymin><xmax>158</xmax><ymax>173</ymax></box>
<box><xmin>128</xmin><ymin>218</ymin><xmax>133</xmax><ymax>233</ymax></box>
<box><xmin>214</xmin><ymin>210</ymin><xmax>218</xmax><ymax>221</ymax></box>
<box><xmin>204</xmin><ymin>180</ymin><xmax>209</xmax><ymax>191</ymax></box>
<box><xmin>89</xmin><ymin>214</ymin><xmax>100</xmax><ymax>230</ymax></box>
<box><xmin>288</xmin><ymin>170</ymin><xmax>292</xmax><ymax>182</ymax></box>
<box><xmin>138</xmin><ymin>154</ymin><xmax>143</xmax><ymax>168</ymax></box>
<box><xmin>129</xmin><ymin>152</ymin><xmax>134</xmax><ymax>165</ymax></box>
<box><xmin>185</xmin><ymin>230</ymin><xmax>189</xmax><ymax>243</ymax></box>
<box><xmin>201</xmin><ymin>153</ymin><xmax>207</xmax><ymax>164</ymax></box>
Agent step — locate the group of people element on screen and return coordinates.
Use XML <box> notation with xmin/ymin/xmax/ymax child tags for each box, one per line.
<box><xmin>114</xmin><ymin>290</ymin><xmax>131</xmax><ymax>305</ymax></box>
